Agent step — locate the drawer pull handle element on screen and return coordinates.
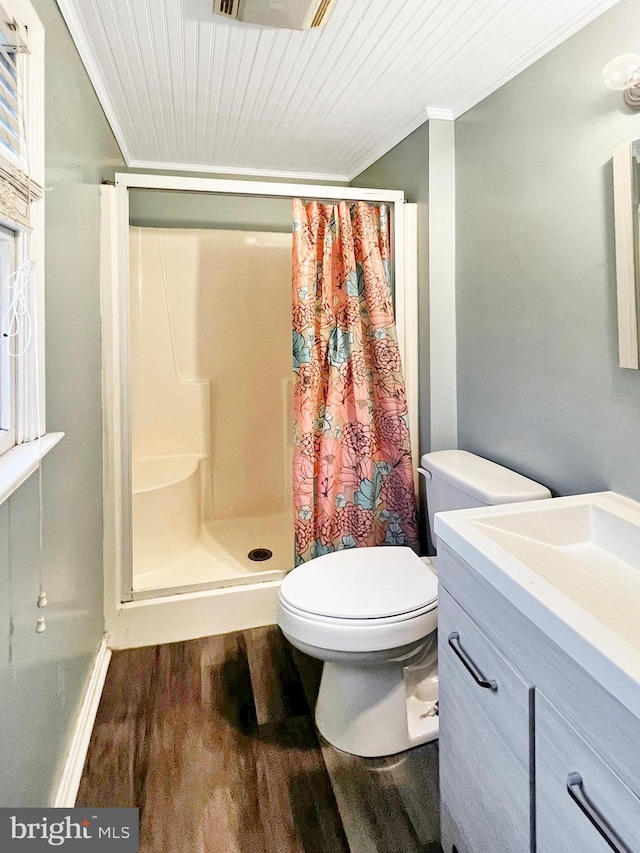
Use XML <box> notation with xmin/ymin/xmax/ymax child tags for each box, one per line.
<box><xmin>567</xmin><ymin>772</ymin><xmax>632</xmax><ymax>853</ymax></box>
<box><xmin>447</xmin><ymin>632</ymin><xmax>497</xmax><ymax>691</ymax></box>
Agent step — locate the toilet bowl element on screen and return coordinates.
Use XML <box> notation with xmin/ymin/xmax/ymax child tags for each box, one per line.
<box><xmin>278</xmin><ymin>545</ymin><xmax>439</xmax><ymax>757</ymax></box>
<box><xmin>278</xmin><ymin>450</ymin><xmax>552</xmax><ymax>758</ymax></box>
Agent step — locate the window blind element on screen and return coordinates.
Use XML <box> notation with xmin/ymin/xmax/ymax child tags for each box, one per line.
<box><xmin>0</xmin><ymin>6</ymin><xmax>42</xmax><ymax>229</ymax></box>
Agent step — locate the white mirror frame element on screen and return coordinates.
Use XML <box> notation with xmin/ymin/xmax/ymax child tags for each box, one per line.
<box><xmin>613</xmin><ymin>142</ymin><xmax>639</xmax><ymax>369</ymax></box>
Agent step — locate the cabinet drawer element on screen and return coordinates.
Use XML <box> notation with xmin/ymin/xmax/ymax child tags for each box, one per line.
<box><xmin>439</xmin><ymin>586</ymin><xmax>532</xmax><ymax>853</ymax></box>
<box><xmin>439</xmin><ymin>540</ymin><xmax>640</xmax><ymax>800</ymax></box>
<box><xmin>536</xmin><ymin>693</ymin><xmax>640</xmax><ymax>853</ymax></box>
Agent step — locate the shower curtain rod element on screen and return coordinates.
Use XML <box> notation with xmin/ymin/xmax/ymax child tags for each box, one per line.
<box><xmin>298</xmin><ymin>197</ymin><xmax>389</xmax><ymax>207</ymax></box>
<box><xmin>118</xmin><ymin>184</ymin><xmax>389</xmax><ymax>208</ymax></box>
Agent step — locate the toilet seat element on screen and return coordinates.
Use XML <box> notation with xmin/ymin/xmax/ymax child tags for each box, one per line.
<box><xmin>279</xmin><ymin>545</ymin><xmax>438</xmax><ymax>620</ymax></box>
<box><xmin>278</xmin><ymin>596</ymin><xmax>437</xmax><ymax>627</ymax></box>
<box><xmin>278</xmin><ymin>546</ymin><xmax>439</xmax><ymax>653</ymax></box>
<box><xmin>278</xmin><ymin>596</ymin><xmax>438</xmax><ymax>654</ymax></box>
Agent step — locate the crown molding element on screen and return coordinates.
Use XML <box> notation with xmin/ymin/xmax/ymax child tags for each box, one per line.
<box><xmin>55</xmin><ymin>0</ymin><xmax>133</xmax><ymax>164</ymax></box>
<box><xmin>447</xmin><ymin>0</ymin><xmax>623</xmax><ymax>120</ymax></box>
<box><xmin>58</xmin><ymin>0</ymin><xmax>624</xmax><ymax>180</ymax></box>
<box><xmin>346</xmin><ymin>110</ymin><xmax>431</xmax><ymax>181</ymax></box>
<box><xmin>425</xmin><ymin>107</ymin><xmax>455</xmax><ymax>121</ymax></box>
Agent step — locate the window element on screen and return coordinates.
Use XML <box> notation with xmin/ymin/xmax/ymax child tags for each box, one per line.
<box><xmin>0</xmin><ymin>0</ymin><xmax>59</xmax><ymax>504</ymax></box>
<box><xmin>0</xmin><ymin>222</ymin><xmax>16</xmax><ymax>454</ymax></box>
<box><xmin>0</xmin><ymin>0</ymin><xmax>44</xmax><ymax>462</ymax></box>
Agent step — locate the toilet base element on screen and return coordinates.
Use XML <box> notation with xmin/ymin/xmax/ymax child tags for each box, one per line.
<box><xmin>315</xmin><ymin>657</ymin><xmax>439</xmax><ymax>758</ymax></box>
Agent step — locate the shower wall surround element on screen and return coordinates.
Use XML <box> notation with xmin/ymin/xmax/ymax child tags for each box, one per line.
<box><xmin>129</xmin><ymin>227</ymin><xmax>294</xmax><ymax>594</ymax></box>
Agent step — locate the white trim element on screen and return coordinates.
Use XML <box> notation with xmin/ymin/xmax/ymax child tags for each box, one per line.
<box><xmin>391</xmin><ymin>201</ymin><xmax>419</xmax><ymax>479</ymax></box>
<box><xmin>54</xmin><ymin>0</ymin><xmax>131</xmax><ymax>164</ymax></box>
<box><xmin>52</xmin><ymin>637</ymin><xmax>112</xmax><ymax>808</ymax></box>
<box><xmin>127</xmin><ymin>159</ymin><xmax>351</xmax><ymax>184</ymax></box>
<box><xmin>425</xmin><ymin>107</ymin><xmax>455</xmax><ymax>121</ymax></box>
<box><xmin>445</xmin><ymin>0</ymin><xmax>622</xmax><ymax>120</ymax></box>
<box><xmin>613</xmin><ymin>143</ymin><xmax>639</xmax><ymax>369</ymax></box>
<box><xmin>103</xmin><ymin>175</ymin><xmax>418</xmax><ymax>621</ymax></box>
<box><xmin>0</xmin><ymin>0</ymin><xmax>47</xmax><ymax>437</ymax></box>
<box><xmin>0</xmin><ymin>227</ymin><xmax>16</xmax><ymax>454</ymax></box>
<box><xmin>428</xmin><ymin>120</ymin><xmax>458</xmax><ymax>451</ymax></box>
<box><xmin>114</xmin><ymin>183</ymin><xmax>132</xmax><ymax>603</ymax></box>
<box><xmin>345</xmin><ymin>111</ymin><xmax>431</xmax><ymax>182</ymax></box>
<box><xmin>130</xmin><ymin>568</ymin><xmax>286</xmax><ymax>601</ymax></box>
<box><xmin>107</xmin><ymin>580</ymin><xmax>281</xmax><ymax>650</ymax></box>
<box><xmin>115</xmin><ymin>172</ymin><xmax>405</xmax><ymax>203</ymax></box>
<box><xmin>402</xmin><ymin>204</ymin><xmax>420</xmax><ymax>488</ymax></box>
<box><xmin>57</xmin><ymin>0</ymin><xmax>620</xmax><ymax>183</ymax></box>
<box><xmin>26</xmin><ymin>6</ymin><xmax>46</xmax><ymax>437</ymax></box>
<box><xmin>0</xmin><ymin>431</ymin><xmax>63</xmax><ymax>505</ymax></box>
<box><xmin>394</xmin><ymin>200</ymin><xmax>405</xmax><ymax>361</ymax></box>
<box><xmin>101</xmin><ymin>186</ymin><xmax>131</xmax><ymax>611</ymax></box>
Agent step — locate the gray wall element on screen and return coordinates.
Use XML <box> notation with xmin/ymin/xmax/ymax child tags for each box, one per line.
<box><xmin>352</xmin><ymin>122</ymin><xmax>430</xmax><ymax>546</ymax></box>
<box><xmin>126</xmin><ymin>166</ymin><xmax>347</xmax><ymax>230</ymax></box>
<box><xmin>0</xmin><ymin>0</ymin><xmax>124</xmax><ymax>806</ymax></box>
<box><xmin>352</xmin><ymin>121</ymin><xmax>430</xmax><ymax>455</ymax></box>
<box><xmin>129</xmin><ymin>188</ymin><xmax>293</xmax><ymax>231</ymax></box>
<box><xmin>456</xmin><ymin>0</ymin><xmax>640</xmax><ymax>499</ymax></box>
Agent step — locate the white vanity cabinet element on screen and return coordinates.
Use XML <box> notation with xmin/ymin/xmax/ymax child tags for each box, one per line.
<box><xmin>438</xmin><ymin>586</ymin><xmax>532</xmax><ymax>853</ymax></box>
<box><xmin>536</xmin><ymin>694</ymin><xmax>640</xmax><ymax>853</ymax></box>
<box><xmin>437</xmin><ymin>539</ymin><xmax>640</xmax><ymax>853</ymax></box>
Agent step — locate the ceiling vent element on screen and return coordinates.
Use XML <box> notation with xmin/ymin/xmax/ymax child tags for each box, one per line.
<box><xmin>213</xmin><ymin>0</ymin><xmax>337</xmax><ymax>30</ymax></box>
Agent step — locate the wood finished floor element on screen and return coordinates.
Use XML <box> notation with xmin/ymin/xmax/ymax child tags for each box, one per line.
<box><xmin>77</xmin><ymin>626</ymin><xmax>440</xmax><ymax>852</ymax></box>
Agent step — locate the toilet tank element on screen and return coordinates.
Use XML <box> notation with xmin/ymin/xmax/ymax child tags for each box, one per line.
<box><xmin>420</xmin><ymin>450</ymin><xmax>551</xmax><ymax>550</ymax></box>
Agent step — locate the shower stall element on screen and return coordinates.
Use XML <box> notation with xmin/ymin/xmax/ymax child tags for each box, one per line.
<box><xmin>102</xmin><ymin>174</ymin><xmax>417</xmax><ymax>648</ymax></box>
<box><xmin>129</xmin><ymin>225</ymin><xmax>293</xmax><ymax>596</ymax></box>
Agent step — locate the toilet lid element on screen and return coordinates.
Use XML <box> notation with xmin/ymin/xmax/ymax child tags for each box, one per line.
<box><xmin>280</xmin><ymin>546</ymin><xmax>438</xmax><ymax>619</ymax></box>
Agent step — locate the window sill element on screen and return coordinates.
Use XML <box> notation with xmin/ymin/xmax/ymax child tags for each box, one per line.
<box><xmin>0</xmin><ymin>432</ymin><xmax>64</xmax><ymax>506</ymax></box>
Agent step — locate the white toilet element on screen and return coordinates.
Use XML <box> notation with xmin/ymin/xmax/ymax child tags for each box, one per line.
<box><xmin>277</xmin><ymin>450</ymin><xmax>551</xmax><ymax>757</ymax></box>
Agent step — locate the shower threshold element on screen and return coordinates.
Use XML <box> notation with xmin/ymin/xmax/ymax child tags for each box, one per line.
<box><xmin>129</xmin><ymin>568</ymin><xmax>286</xmax><ymax>601</ymax></box>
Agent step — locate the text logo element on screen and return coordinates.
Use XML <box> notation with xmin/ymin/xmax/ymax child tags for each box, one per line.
<box><xmin>2</xmin><ymin>808</ymin><xmax>138</xmax><ymax>850</ymax></box>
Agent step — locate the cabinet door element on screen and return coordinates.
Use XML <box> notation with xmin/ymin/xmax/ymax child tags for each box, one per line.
<box><xmin>536</xmin><ymin>693</ymin><xmax>640</xmax><ymax>853</ymax></box>
<box><xmin>439</xmin><ymin>586</ymin><xmax>532</xmax><ymax>853</ymax></box>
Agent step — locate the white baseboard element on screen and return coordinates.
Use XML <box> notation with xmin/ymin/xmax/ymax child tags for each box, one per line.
<box><xmin>52</xmin><ymin>637</ymin><xmax>112</xmax><ymax>807</ymax></box>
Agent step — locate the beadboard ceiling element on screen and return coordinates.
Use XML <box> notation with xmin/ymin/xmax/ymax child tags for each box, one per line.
<box><xmin>56</xmin><ymin>0</ymin><xmax>621</xmax><ymax>181</ymax></box>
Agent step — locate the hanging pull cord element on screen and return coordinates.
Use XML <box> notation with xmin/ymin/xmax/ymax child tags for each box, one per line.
<box><xmin>2</xmin><ymin>260</ymin><xmax>35</xmax><ymax>358</ymax></box>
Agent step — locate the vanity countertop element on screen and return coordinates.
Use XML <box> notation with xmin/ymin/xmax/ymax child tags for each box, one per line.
<box><xmin>435</xmin><ymin>491</ymin><xmax>640</xmax><ymax>719</ymax></box>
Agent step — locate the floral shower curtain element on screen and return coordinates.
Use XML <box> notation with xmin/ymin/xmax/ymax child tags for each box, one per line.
<box><xmin>291</xmin><ymin>198</ymin><xmax>419</xmax><ymax>565</ymax></box>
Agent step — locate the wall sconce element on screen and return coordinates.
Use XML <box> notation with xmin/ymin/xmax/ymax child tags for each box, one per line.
<box><xmin>602</xmin><ymin>54</ymin><xmax>640</xmax><ymax>109</ymax></box>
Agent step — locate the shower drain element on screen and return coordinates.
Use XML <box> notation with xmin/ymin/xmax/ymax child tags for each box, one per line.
<box><xmin>248</xmin><ymin>548</ymin><xmax>273</xmax><ymax>562</ymax></box>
